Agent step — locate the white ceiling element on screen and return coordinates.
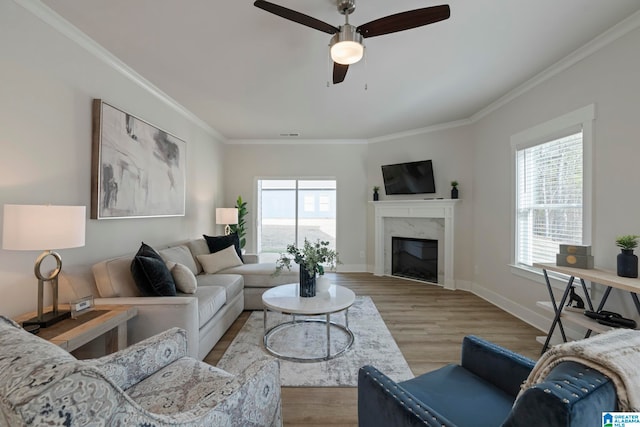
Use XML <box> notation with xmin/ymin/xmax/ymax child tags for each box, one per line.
<box><xmin>41</xmin><ymin>0</ymin><xmax>640</xmax><ymax>140</ymax></box>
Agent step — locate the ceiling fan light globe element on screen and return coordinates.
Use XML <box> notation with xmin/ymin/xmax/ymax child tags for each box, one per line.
<box><xmin>331</xmin><ymin>41</ymin><xmax>363</xmax><ymax>65</ymax></box>
<box><xmin>330</xmin><ymin>24</ymin><xmax>364</xmax><ymax>65</ymax></box>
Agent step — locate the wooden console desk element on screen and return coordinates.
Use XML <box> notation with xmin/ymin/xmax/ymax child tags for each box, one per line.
<box><xmin>534</xmin><ymin>263</ymin><xmax>640</xmax><ymax>354</ymax></box>
<box><xmin>14</xmin><ymin>305</ymin><xmax>137</xmax><ymax>354</ymax></box>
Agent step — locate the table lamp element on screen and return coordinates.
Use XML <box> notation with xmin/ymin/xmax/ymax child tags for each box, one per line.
<box><xmin>2</xmin><ymin>204</ymin><xmax>86</xmax><ymax>327</ymax></box>
<box><xmin>216</xmin><ymin>208</ymin><xmax>238</xmax><ymax>235</ymax></box>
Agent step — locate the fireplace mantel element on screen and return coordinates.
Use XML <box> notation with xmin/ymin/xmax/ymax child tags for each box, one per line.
<box><xmin>371</xmin><ymin>199</ymin><xmax>459</xmax><ymax>289</ymax></box>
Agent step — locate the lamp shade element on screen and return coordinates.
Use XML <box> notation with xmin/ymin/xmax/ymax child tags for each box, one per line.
<box><xmin>2</xmin><ymin>204</ymin><xmax>86</xmax><ymax>251</ymax></box>
<box><xmin>216</xmin><ymin>208</ymin><xmax>238</xmax><ymax>225</ymax></box>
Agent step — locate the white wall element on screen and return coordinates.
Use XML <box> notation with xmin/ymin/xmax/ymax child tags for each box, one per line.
<box><xmin>223</xmin><ymin>142</ymin><xmax>369</xmax><ymax>271</ymax></box>
<box><xmin>0</xmin><ymin>1</ymin><xmax>225</xmax><ymax>318</ymax></box>
<box><xmin>471</xmin><ymin>24</ymin><xmax>640</xmax><ymax>329</ymax></box>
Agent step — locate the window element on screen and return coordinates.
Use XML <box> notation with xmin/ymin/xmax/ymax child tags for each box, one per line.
<box><xmin>303</xmin><ymin>196</ymin><xmax>315</xmax><ymax>212</ymax></box>
<box><xmin>257</xmin><ymin>179</ymin><xmax>337</xmax><ymax>262</ymax></box>
<box><xmin>319</xmin><ymin>196</ymin><xmax>330</xmax><ymax>212</ymax></box>
<box><xmin>511</xmin><ymin>105</ymin><xmax>594</xmax><ymax>270</ymax></box>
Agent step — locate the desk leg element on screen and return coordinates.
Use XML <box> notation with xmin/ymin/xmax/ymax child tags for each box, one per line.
<box><xmin>542</xmin><ymin>270</ymin><xmax>572</xmax><ymax>354</ymax></box>
<box><xmin>580</xmin><ymin>278</ymin><xmax>595</xmax><ymax>311</ymax></box>
<box><xmin>326</xmin><ymin>313</ymin><xmax>331</xmax><ymax>359</ymax></box>
<box><xmin>263</xmin><ymin>308</ymin><xmax>267</xmax><ymax>335</ymax></box>
<box><xmin>631</xmin><ymin>293</ymin><xmax>640</xmax><ymax>314</ymax></box>
<box><xmin>105</xmin><ymin>324</ymin><xmax>127</xmax><ymax>354</ymax></box>
<box><xmin>584</xmin><ymin>286</ymin><xmax>613</xmax><ymax>339</ymax></box>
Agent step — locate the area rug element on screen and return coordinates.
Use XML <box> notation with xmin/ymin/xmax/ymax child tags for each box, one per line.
<box><xmin>216</xmin><ymin>296</ymin><xmax>414</xmax><ymax>387</ymax></box>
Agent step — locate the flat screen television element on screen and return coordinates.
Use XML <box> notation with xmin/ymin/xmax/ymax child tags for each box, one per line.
<box><xmin>381</xmin><ymin>160</ymin><xmax>436</xmax><ymax>195</ymax></box>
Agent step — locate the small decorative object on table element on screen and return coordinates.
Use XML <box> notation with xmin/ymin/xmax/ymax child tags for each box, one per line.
<box><xmin>556</xmin><ymin>244</ymin><xmax>594</xmax><ymax>269</ymax></box>
<box><xmin>274</xmin><ymin>239</ymin><xmax>340</xmax><ymax>298</ymax></box>
<box><xmin>615</xmin><ymin>235</ymin><xmax>639</xmax><ymax>278</ymax></box>
<box><xmin>372</xmin><ymin>186</ymin><xmax>380</xmax><ymax>201</ymax></box>
<box><xmin>70</xmin><ymin>295</ymin><xmax>94</xmax><ymax>319</ymax></box>
<box><xmin>450</xmin><ymin>181</ymin><xmax>459</xmax><ymax>199</ymax></box>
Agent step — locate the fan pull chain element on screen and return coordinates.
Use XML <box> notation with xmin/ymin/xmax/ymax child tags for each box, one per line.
<box><xmin>327</xmin><ymin>45</ymin><xmax>331</xmax><ymax>87</ymax></box>
<box><xmin>364</xmin><ymin>47</ymin><xmax>368</xmax><ymax>91</ymax></box>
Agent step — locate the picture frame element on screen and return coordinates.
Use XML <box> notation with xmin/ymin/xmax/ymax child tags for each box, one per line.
<box><xmin>91</xmin><ymin>99</ymin><xmax>186</xmax><ymax>219</ymax></box>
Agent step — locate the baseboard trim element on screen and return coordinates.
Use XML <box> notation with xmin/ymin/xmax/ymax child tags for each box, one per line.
<box><xmin>469</xmin><ymin>282</ymin><xmax>548</xmax><ymax>333</ymax></box>
<box><xmin>469</xmin><ymin>282</ymin><xmax>586</xmax><ymax>341</ymax></box>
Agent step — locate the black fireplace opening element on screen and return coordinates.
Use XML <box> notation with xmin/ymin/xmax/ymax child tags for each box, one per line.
<box><xmin>392</xmin><ymin>237</ymin><xmax>438</xmax><ymax>283</ymax></box>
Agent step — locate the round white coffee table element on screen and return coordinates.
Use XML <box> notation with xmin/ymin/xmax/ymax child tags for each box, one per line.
<box><xmin>262</xmin><ymin>283</ymin><xmax>355</xmax><ymax>362</ymax></box>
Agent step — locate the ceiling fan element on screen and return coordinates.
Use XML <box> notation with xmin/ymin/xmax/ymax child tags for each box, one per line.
<box><xmin>254</xmin><ymin>0</ymin><xmax>450</xmax><ymax>84</ymax></box>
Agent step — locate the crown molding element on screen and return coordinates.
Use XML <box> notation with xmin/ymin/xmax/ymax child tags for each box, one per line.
<box><xmin>371</xmin><ymin>9</ymin><xmax>640</xmax><ymax>142</ymax></box>
<box><xmin>226</xmin><ymin>138</ymin><xmax>369</xmax><ymax>145</ymax></box>
<box><xmin>14</xmin><ymin>0</ymin><xmax>226</xmax><ymax>143</ymax></box>
<box><xmin>368</xmin><ymin>118</ymin><xmax>473</xmax><ymax>144</ymax></box>
<box><xmin>16</xmin><ymin>1</ymin><xmax>640</xmax><ymax>145</ymax></box>
<box><xmin>470</xmin><ymin>9</ymin><xmax>640</xmax><ymax>123</ymax></box>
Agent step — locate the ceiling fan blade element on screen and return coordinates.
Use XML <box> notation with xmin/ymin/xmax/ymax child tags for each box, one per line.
<box><xmin>333</xmin><ymin>62</ymin><xmax>349</xmax><ymax>84</ymax></box>
<box><xmin>254</xmin><ymin>0</ymin><xmax>339</xmax><ymax>35</ymax></box>
<box><xmin>357</xmin><ymin>5</ymin><xmax>450</xmax><ymax>38</ymax></box>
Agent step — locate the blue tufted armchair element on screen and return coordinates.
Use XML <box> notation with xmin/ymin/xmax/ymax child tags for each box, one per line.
<box><xmin>358</xmin><ymin>335</ymin><xmax>617</xmax><ymax>427</ymax></box>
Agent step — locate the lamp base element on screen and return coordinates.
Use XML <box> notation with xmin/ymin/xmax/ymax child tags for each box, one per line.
<box><xmin>22</xmin><ymin>310</ymin><xmax>71</xmax><ymax>328</ymax></box>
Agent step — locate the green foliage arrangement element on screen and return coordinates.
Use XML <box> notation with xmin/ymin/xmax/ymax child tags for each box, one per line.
<box><xmin>373</xmin><ymin>186</ymin><xmax>380</xmax><ymax>192</ymax></box>
<box><xmin>451</xmin><ymin>181</ymin><xmax>459</xmax><ymax>188</ymax></box>
<box><xmin>274</xmin><ymin>238</ymin><xmax>340</xmax><ymax>276</ymax></box>
<box><xmin>228</xmin><ymin>195</ymin><xmax>248</xmax><ymax>249</ymax></box>
<box><xmin>615</xmin><ymin>235</ymin><xmax>640</xmax><ymax>250</ymax></box>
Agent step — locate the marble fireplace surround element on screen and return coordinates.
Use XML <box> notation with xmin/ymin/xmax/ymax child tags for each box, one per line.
<box><xmin>372</xmin><ymin>200</ymin><xmax>459</xmax><ymax>290</ymax></box>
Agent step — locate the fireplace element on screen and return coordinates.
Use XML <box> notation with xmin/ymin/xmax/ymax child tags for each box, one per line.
<box><xmin>392</xmin><ymin>237</ymin><xmax>438</xmax><ymax>282</ymax></box>
<box><xmin>372</xmin><ymin>199</ymin><xmax>458</xmax><ymax>289</ymax></box>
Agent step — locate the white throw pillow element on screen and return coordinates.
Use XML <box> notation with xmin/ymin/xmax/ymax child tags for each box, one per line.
<box><xmin>165</xmin><ymin>261</ymin><xmax>198</xmax><ymax>294</ymax></box>
<box><xmin>196</xmin><ymin>245</ymin><xmax>244</xmax><ymax>274</ymax></box>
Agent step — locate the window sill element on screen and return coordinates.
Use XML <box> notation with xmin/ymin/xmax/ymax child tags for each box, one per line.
<box><xmin>509</xmin><ymin>263</ymin><xmax>575</xmax><ymax>291</ymax></box>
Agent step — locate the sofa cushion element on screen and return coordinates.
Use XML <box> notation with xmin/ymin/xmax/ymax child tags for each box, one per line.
<box><xmin>159</xmin><ymin>245</ymin><xmax>199</xmax><ymax>276</ymax></box>
<box><xmin>166</xmin><ymin>261</ymin><xmax>197</xmax><ymax>294</ymax></box>
<box><xmin>196</xmin><ymin>273</ymin><xmax>243</xmax><ymax>303</ymax></box>
<box><xmin>191</xmin><ymin>286</ymin><xmax>227</xmax><ymax>329</ymax></box>
<box><xmin>219</xmin><ymin>262</ymin><xmax>299</xmax><ymax>288</ymax></box>
<box><xmin>131</xmin><ymin>255</ymin><xmax>177</xmax><ymax>296</ymax></box>
<box><xmin>93</xmin><ymin>256</ymin><xmax>141</xmax><ymax>297</ymax></box>
<box><xmin>185</xmin><ymin>239</ymin><xmax>210</xmax><ymax>274</ymax></box>
<box><xmin>203</xmin><ymin>233</ymin><xmax>244</xmax><ymax>262</ymax></box>
<box><xmin>399</xmin><ymin>364</ymin><xmax>515</xmax><ymax>427</ymax></box>
<box><xmin>125</xmin><ymin>357</ymin><xmax>234</xmax><ymax>414</ymax></box>
<box><xmin>197</xmin><ymin>245</ymin><xmax>243</xmax><ymax>274</ymax></box>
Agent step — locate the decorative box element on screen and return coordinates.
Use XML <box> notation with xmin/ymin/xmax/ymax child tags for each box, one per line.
<box><xmin>559</xmin><ymin>244</ymin><xmax>592</xmax><ymax>256</ymax></box>
<box><xmin>556</xmin><ymin>253</ymin><xmax>594</xmax><ymax>269</ymax></box>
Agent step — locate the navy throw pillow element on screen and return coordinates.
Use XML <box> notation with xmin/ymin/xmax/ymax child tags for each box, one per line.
<box><xmin>203</xmin><ymin>233</ymin><xmax>244</xmax><ymax>262</ymax></box>
<box><xmin>130</xmin><ymin>242</ymin><xmax>177</xmax><ymax>296</ymax></box>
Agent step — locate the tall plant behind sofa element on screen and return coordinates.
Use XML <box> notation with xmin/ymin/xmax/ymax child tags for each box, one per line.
<box><xmin>229</xmin><ymin>195</ymin><xmax>248</xmax><ymax>249</ymax></box>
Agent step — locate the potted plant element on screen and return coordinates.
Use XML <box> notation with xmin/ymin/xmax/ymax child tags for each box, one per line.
<box><xmin>274</xmin><ymin>239</ymin><xmax>340</xmax><ymax>297</ymax></box>
<box><xmin>373</xmin><ymin>186</ymin><xmax>380</xmax><ymax>201</ymax></box>
<box><xmin>451</xmin><ymin>181</ymin><xmax>459</xmax><ymax>199</ymax></box>
<box><xmin>616</xmin><ymin>235</ymin><xmax>639</xmax><ymax>278</ymax></box>
<box><xmin>228</xmin><ymin>195</ymin><xmax>248</xmax><ymax>250</ymax></box>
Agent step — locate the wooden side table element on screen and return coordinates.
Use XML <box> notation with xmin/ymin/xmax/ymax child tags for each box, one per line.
<box><xmin>533</xmin><ymin>263</ymin><xmax>640</xmax><ymax>354</ymax></box>
<box><xmin>14</xmin><ymin>304</ymin><xmax>137</xmax><ymax>354</ymax></box>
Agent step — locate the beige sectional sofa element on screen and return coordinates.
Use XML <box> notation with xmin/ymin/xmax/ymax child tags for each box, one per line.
<box><xmin>90</xmin><ymin>238</ymin><xmax>297</xmax><ymax>360</ymax></box>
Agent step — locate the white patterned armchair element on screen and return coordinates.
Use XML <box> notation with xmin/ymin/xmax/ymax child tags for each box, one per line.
<box><xmin>0</xmin><ymin>316</ymin><xmax>282</xmax><ymax>426</ymax></box>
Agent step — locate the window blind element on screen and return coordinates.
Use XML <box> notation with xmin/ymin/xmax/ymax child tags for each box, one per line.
<box><xmin>516</xmin><ymin>131</ymin><xmax>583</xmax><ymax>266</ymax></box>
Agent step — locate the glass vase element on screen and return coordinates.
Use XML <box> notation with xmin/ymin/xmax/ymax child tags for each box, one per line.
<box><xmin>299</xmin><ymin>265</ymin><xmax>316</xmax><ymax>297</ymax></box>
<box><xmin>617</xmin><ymin>249</ymin><xmax>638</xmax><ymax>278</ymax></box>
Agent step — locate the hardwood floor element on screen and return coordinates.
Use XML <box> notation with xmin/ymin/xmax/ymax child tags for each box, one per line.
<box><xmin>204</xmin><ymin>273</ymin><xmax>543</xmax><ymax>427</ymax></box>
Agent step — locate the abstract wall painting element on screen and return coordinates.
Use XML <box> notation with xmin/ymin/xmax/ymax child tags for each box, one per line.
<box><xmin>91</xmin><ymin>99</ymin><xmax>186</xmax><ymax>219</ymax></box>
